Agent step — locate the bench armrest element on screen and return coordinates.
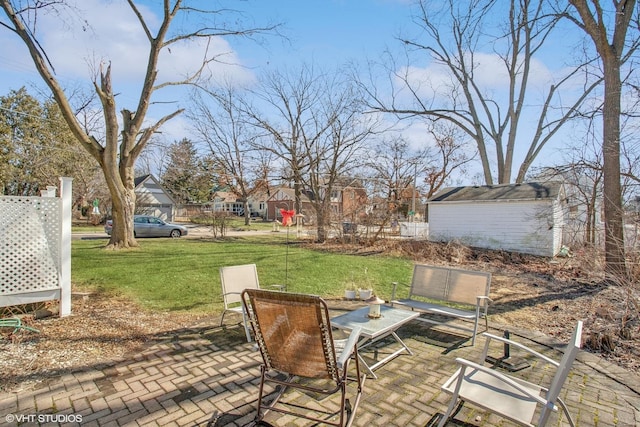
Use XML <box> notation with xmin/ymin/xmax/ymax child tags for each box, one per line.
<box><xmin>476</xmin><ymin>295</ymin><xmax>493</xmax><ymax>310</ymax></box>
<box><xmin>391</xmin><ymin>281</ymin><xmax>409</xmax><ymax>302</ymax></box>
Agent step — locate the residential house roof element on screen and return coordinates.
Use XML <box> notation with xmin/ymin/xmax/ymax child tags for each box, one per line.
<box><xmin>429</xmin><ymin>181</ymin><xmax>564</xmax><ymax>203</ymax></box>
<box><xmin>134</xmin><ymin>174</ymin><xmax>177</xmax><ymax>204</ymax></box>
<box><xmin>267</xmin><ymin>187</ymin><xmax>312</xmax><ymax>203</ymax></box>
<box><xmin>212</xmin><ymin>191</ymin><xmax>240</xmax><ymax>203</ymax></box>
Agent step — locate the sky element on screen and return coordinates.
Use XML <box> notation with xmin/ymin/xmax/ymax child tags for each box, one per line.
<box><xmin>0</xmin><ymin>0</ymin><xmax>413</xmax><ymax>143</ymax></box>
<box><xmin>0</xmin><ymin>0</ymin><xmax>413</xmax><ymax>104</ymax></box>
<box><xmin>0</xmin><ymin>0</ymin><xmax>591</xmax><ymax>184</ymax></box>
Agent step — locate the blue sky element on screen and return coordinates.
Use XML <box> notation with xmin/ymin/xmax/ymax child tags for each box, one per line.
<box><xmin>0</xmin><ymin>0</ymin><xmax>590</xmax><ymax>183</ymax></box>
<box><xmin>0</xmin><ymin>0</ymin><xmax>412</xmax><ymax>94</ymax></box>
<box><xmin>0</xmin><ymin>0</ymin><xmax>413</xmax><ymax>143</ymax></box>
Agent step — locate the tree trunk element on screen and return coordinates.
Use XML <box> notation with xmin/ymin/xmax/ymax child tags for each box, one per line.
<box><xmin>244</xmin><ymin>200</ymin><xmax>250</xmax><ymax>226</ymax></box>
<box><xmin>566</xmin><ymin>0</ymin><xmax>633</xmax><ymax>280</ymax></box>
<box><xmin>601</xmin><ymin>58</ymin><xmax>627</xmax><ymax>278</ymax></box>
<box><xmin>107</xmin><ymin>188</ymin><xmax>137</xmax><ymax>248</ymax></box>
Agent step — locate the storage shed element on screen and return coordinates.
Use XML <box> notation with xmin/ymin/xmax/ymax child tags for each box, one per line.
<box><xmin>427</xmin><ymin>181</ymin><xmax>567</xmax><ymax>257</ymax></box>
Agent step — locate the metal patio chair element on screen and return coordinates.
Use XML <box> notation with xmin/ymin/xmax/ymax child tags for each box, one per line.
<box><xmin>242</xmin><ymin>289</ymin><xmax>365</xmax><ymax>427</ymax></box>
<box><xmin>219</xmin><ymin>264</ymin><xmax>260</xmax><ymax>342</ymax></box>
<box><xmin>438</xmin><ymin>320</ymin><xmax>583</xmax><ymax>427</ymax></box>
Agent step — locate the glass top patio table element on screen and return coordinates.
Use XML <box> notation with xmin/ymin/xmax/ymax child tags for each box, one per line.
<box><xmin>331</xmin><ymin>305</ymin><xmax>420</xmax><ymax>378</ymax></box>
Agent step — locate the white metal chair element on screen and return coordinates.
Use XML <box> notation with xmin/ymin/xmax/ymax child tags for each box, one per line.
<box><xmin>219</xmin><ymin>264</ymin><xmax>260</xmax><ymax>342</ymax></box>
<box><xmin>438</xmin><ymin>320</ymin><xmax>583</xmax><ymax>427</ymax></box>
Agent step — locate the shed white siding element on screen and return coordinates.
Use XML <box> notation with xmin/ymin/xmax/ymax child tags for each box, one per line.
<box><xmin>428</xmin><ymin>200</ymin><xmax>562</xmax><ymax>257</ymax></box>
<box><xmin>134</xmin><ymin>175</ymin><xmax>175</xmax><ymax>221</ymax></box>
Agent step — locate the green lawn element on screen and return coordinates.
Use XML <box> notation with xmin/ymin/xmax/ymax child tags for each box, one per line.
<box><xmin>72</xmin><ymin>236</ymin><xmax>414</xmax><ymax>314</ymax></box>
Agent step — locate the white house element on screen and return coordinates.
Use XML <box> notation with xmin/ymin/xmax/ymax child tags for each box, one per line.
<box><xmin>211</xmin><ymin>190</ymin><xmax>268</xmax><ymax>218</ymax></box>
<box><xmin>427</xmin><ymin>181</ymin><xmax>567</xmax><ymax>257</ymax></box>
<box><xmin>134</xmin><ymin>175</ymin><xmax>176</xmax><ymax>220</ymax></box>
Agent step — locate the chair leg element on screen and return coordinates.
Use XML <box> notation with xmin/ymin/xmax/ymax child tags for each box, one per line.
<box><xmin>220</xmin><ymin>310</ymin><xmax>227</xmax><ymax>328</ymax></box>
<box><xmin>255</xmin><ymin>367</ymin><xmax>267</xmax><ymax>423</ymax></box>
<box><xmin>241</xmin><ymin>310</ymin><xmax>252</xmax><ymax>343</ymax></box>
<box><xmin>344</xmin><ymin>351</ymin><xmax>365</xmax><ymax>427</ymax></box>
<box><xmin>437</xmin><ymin>396</ymin><xmax>462</xmax><ymax>427</ymax></box>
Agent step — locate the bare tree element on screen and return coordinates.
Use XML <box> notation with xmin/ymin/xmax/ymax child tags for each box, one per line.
<box><xmin>364</xmin><ymin>136</ymin><xmax>421</xmax><ymax>238</ymax></box>
<box><xmin>422</xmin><ymin>122</ymin><xmax>476</xmax><ymax>199</ymax></box>
<box><xmin>246</xmin><ymin>65</ymin><xmax>328</xmax><ymax>216</ymax></box>
<box><xmin>361</xmin><ymin>0</ymin><xmax>599</xmax><ymax>185</ymax></box>
<box><xmin>0</xmin><ymin>0</ymin><xmax>276</xmax><ymax>248</ymax></box>
<box><xmin>542</xmin><ymin>132</ymin><xmax>604</xmax><ymax>247</ymax></box>
<box><xmin>562</xmin><ymin>0</ymin><xmax>640</xmax><ymax>278</ymax></box>
<box><xmin>246</xmin><ymin>65</ymin><xmax>375</xmax><ymax>241</ymax></box>
<box><xmin>189</xmin><ymin>84</ymin><xmax>267</xmax><ymax>225</ymax></box>
<box><xmin>300</xmin><ymin>77</ymin><xmax>376</xmax><ymax>241</ymax></box>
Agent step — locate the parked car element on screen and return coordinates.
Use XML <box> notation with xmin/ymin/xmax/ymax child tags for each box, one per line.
<box><xmin>104</xmin><ymin>215</ymin><xmax>188</xmax><ymax>238</ymax></box>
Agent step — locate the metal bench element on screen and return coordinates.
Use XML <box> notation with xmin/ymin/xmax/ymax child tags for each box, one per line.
<box><xmin>391</xmin><ymin>264</ymin><xmax>492</xmax><ymax>345</ymax></box>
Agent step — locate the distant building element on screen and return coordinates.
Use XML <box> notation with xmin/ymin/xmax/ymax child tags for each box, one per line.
<box><xmin>266</xmin><ymin>187</ymin><xmax>313</xmax><ymax>222</ymax></box>
<box><xmin>266</xmin><ymin>181</ymin><xmax>368</xmax><ymax>224</ymax></box>
<box><xmin>210</xmin><ymin>190</ymin><xmax>268</xmax><ymax>218</ymax></box>
<box><xmin>427</xmin><ymin>181</ymin><xmax>567</xmax><ymax>256</ymax></box>
<box><xmin>134</xmin><ymin>175</ymin><xmax>176</xmax><ymax>220</ymax></box>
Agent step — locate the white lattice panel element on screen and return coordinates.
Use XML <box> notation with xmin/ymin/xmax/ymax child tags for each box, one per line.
<box><xmin>0</xmin><ymin>196</ymin><xmax>61</xmax><ymax>296</ymax></box>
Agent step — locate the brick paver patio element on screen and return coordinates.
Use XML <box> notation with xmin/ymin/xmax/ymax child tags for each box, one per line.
<box><xmin>1</xmin><ymin>301</ymin><xmax>639</xmax><ymax>426</ymax></box>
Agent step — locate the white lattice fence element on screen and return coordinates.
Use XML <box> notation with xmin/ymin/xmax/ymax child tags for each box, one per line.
<box><xmin>0</xmin><ymin>178</ymin><xmax>72</xmax><ymax>316</ymax></box>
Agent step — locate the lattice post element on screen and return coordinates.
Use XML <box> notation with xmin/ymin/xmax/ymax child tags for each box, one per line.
<box><xmin>60</xmin><ymin>177</ymin><xmax>72</xmax><ymax>316</ymax></box>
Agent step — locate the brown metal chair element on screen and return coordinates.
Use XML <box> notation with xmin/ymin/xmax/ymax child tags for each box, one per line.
<box><xmin>242</xmin><ymin>289</ymin><xmax>365</xmax><ymax>427</ymax></box>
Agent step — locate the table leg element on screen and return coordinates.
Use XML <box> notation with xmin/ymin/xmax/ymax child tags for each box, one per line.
<box><xmin>358</xmin><ymin>331</ymin><xmax>413</xmax><ymax>378</ymax></box>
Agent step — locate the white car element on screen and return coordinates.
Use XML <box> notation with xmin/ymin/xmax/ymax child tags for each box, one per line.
<box><xmin>104</xmin><ymin>215</ymin><xmax>188</xmax><ymax>238</ymax></box>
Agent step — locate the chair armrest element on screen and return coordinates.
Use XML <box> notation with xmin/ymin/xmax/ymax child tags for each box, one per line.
<box><xmin>336</xmin><ymin>326</ymin><xmax>362</xmax><ymax>370</ymax></box>
<box><xmin>453</xmin><ymin>357</ymin><xmax>549</xmax><ymax>406</ymax></box>
<box><xmin>482</xmin><ymin>333</ymin><xmax>559</xmax><ymax>367</ymax></box>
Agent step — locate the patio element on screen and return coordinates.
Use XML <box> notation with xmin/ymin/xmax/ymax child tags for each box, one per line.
<box><xmin>1</xmin><ymin>300</ymin><xmax>639</xmax><ymax>426</ymax></box>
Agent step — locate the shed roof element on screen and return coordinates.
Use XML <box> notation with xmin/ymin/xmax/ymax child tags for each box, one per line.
<box><xmin>429</xmin><ymin>181</ymin><xmax>563</xmax><ymax>203</ymax></box>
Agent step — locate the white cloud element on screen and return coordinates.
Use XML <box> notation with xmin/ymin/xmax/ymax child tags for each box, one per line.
<box><xmin>395</xmin><ymin>51</ymin><xmax>557</xmax><ymax>103</ymax></box>
<box><xmin>7</xmin><ymin>0</ymin><xmax>255</xmax><ymax>90</ymax></box>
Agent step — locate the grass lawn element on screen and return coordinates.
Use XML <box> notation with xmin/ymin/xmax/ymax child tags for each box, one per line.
<box><xmin>72</xmin><ymin>236</ymin><xmax>414</xmax><ymax>314</ymax></box>
<box><xmin>72</xmin><ymin>224</ymin><xmax>106</xmax><ymax>233</ymax></box>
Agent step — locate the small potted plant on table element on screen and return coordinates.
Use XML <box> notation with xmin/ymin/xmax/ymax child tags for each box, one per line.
<box><xmin>344</xmin><ymin>283</ymin><xmax>357</xmax><ymax>300</ymax></box>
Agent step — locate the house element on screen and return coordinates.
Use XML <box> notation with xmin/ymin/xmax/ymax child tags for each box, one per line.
<box><xmin>211</xmin><ymin>191</ymin><xmax>244</xmax><ymax>216</ymax></box>
<box><xmin>265</xmin><ymin>187</ymin><xmax>314</xmax><ymax>222</ymax></box>
<box><xmin>427</xmin><ymin>181</ymin><xmax>567</xmax><ymax>257</ymax></box>
<box><xmin>265</xmin><ymin>182</ymin><xmax>368</xmax><ymax>224</ymax></box>
<box><xmin>247</xmin><ymin>190</ymin><xmax>269</xmax><ymax>218</ymax></box>
<box><xmin>210</xmin><ymin>190</ymin><xmax>268</xmax><ymax>218</ymax></box>
<box><xmin>134</xmin><ymin>175</ymin><xmax>176</xmax><ymax>221</ymax></box>
<box><xmin>330</xmin><ymin>178</ymin><xmax>368</xmax><ymax>222</ymax></box>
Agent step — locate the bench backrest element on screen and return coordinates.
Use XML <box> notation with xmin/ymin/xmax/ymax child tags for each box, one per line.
<box><xmin>410</xmin><ymin>264</ymin><xmax>491</xmax><ymax>307</ymax></box>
